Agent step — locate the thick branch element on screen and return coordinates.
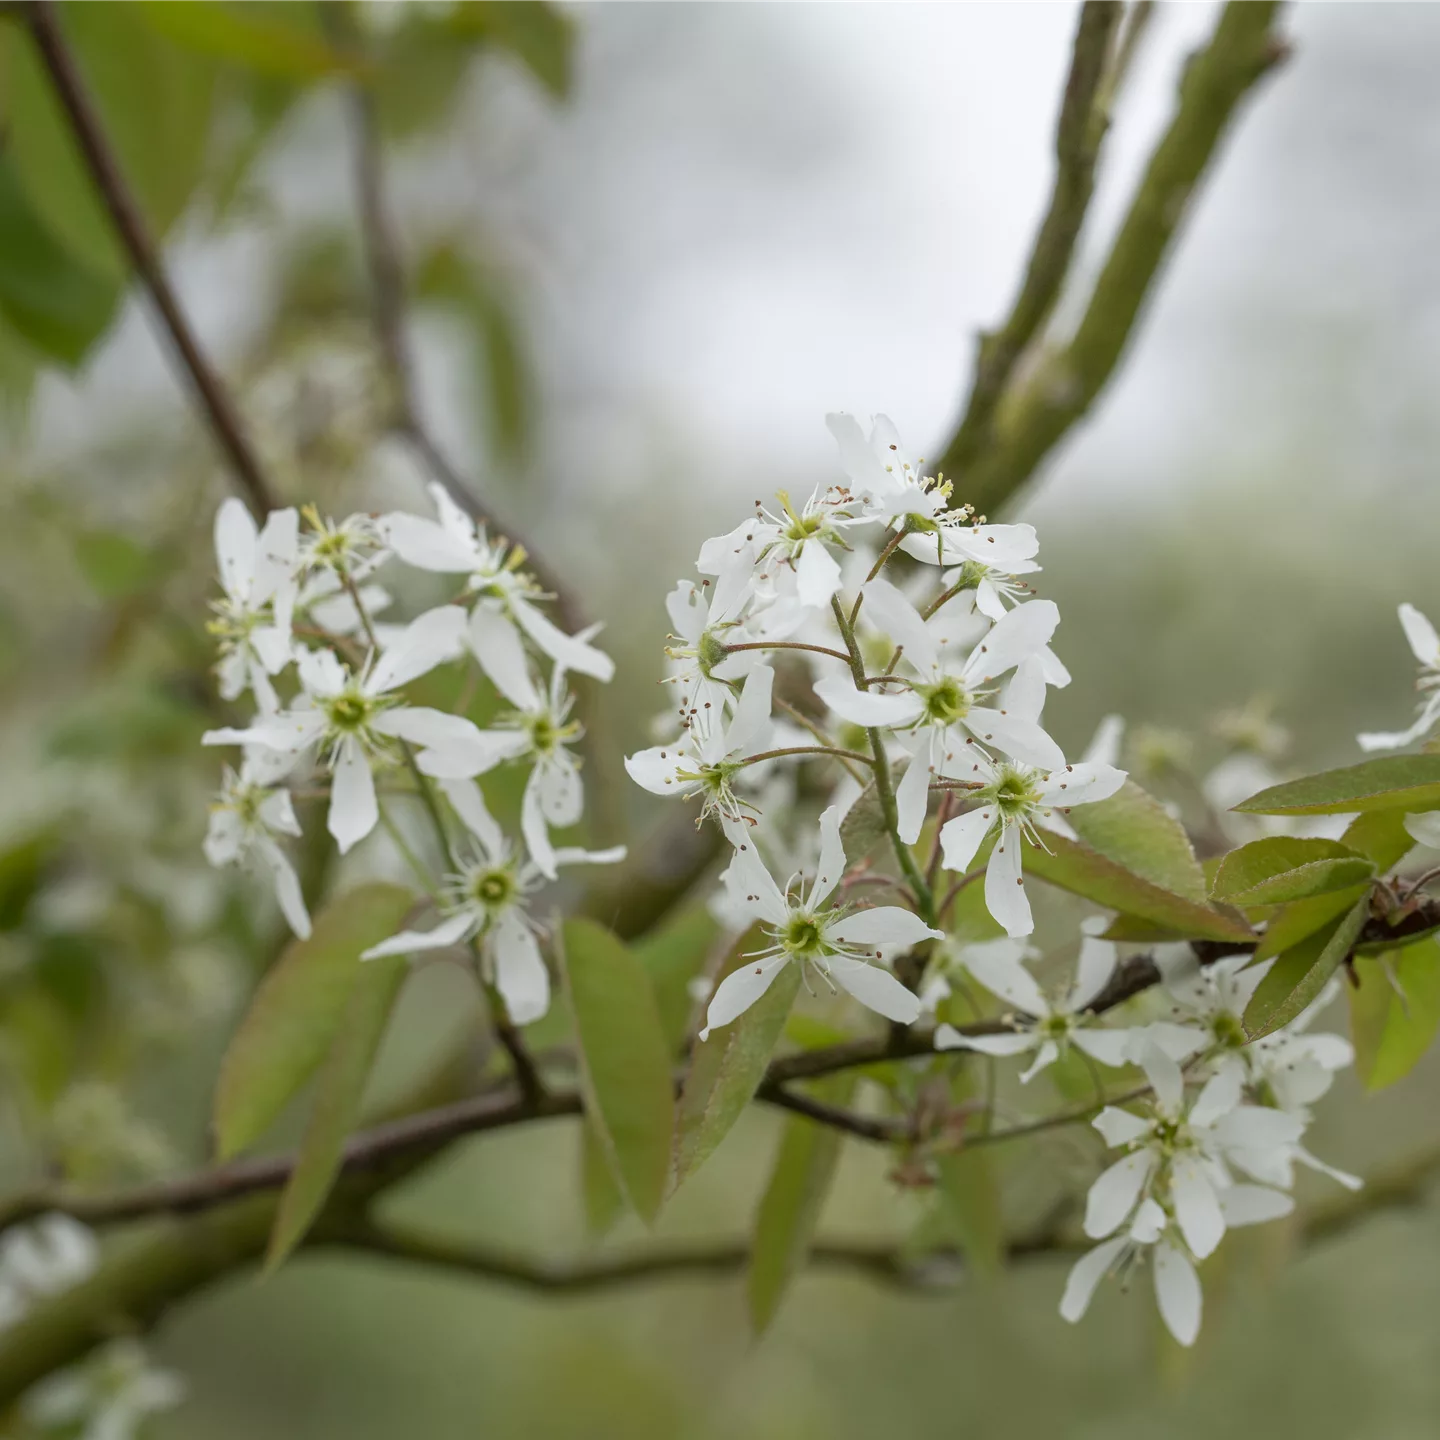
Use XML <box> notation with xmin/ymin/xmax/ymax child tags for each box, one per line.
<box><xmin>943</xmin><ymin>1</ymin><xmax>1124</xmax><ymax>480</ymax></box>
<box><xmin>24</xmin><ymin>0</ymin><xmax>277</xmax><ymax>514</ymax></box>
<box><xmin>936</xmin><ymin>0</ymin><xmax>1288</xmax><ymax>513</ymax></box>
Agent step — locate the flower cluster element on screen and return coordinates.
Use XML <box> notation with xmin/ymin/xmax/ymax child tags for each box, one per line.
<box><xmin>200</xmin><ymin>485</ymin><xmax>623</xmax><ymax>1025</ymax></box>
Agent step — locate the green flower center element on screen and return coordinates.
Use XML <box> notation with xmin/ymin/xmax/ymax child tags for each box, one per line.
<box><xmin>1211</xmin><ymin>1012</ymin><xmax>1247</xmax><ymax>1049</ymax></box>
<box><xmin>326</xmin><ymin>691</ymin><xmax>375</xmax><ymax>733</ymax></box>
<box><xmin>781</xmin><ymin>913</ymin><xmax>826</xmax><ymax>957</ymax></box>
<box><xmin>471</xmin><ymin>868</ymin><xmax>516</xmax><ymax>908</ymax></box>
<box><xmin>921</xmin><ymin>677</ymin><xmax>972</xmax><ymax>726</ymax></box>
<box><xmin>992</xmin><ymin>768</ymin><xmax>1041</xmax><ymax>819</ymax></box>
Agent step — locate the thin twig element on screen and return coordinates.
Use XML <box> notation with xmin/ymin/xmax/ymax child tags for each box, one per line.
<box><xmin>24</xmin><ymin>0</ymin><xmax>277</xmax><ymax>514</ymax></box>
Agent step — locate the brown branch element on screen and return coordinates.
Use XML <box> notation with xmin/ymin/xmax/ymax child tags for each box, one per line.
<box><xmin>24</xmin><ymin>0</ymin><xmax>277</xmax><ymax>515</ymax></box>
<box><xmin>942</xmin><ymin>1</ymin><xmax>1124</xmax><ymax>481</ymax></box>
<box><xmin>936</xmin><ymin>0</ymin><xmax>1288</xmax><ymax>514</ymax></box>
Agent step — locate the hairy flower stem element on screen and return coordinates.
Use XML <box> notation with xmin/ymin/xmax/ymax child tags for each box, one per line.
<box><xmin>723</xmin><ymin>640</ymin><xmax>853</xmax><ymax>664</ymax></box>
<box><xmin>735</xmin><ymin>746</ymin><xmax>874</xmax><ymax>770</ymax></box>
<box><xmin>830</xmin><ymin>597</ymin><xmax>936</xmax><ymax>928</ymax></box>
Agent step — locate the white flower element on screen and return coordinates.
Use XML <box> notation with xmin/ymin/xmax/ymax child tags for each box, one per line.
<box><xmin>202</xmin><ymin>607</ymin><xmax>478</xmax><ymax>854</ymax></box>
<box><xmin>22</xmin><ymin>1337</ymin><xmax>184</xmax><ymax>1440</ymax></box>
<box><xmin>1359</xmin><ymin>603</ymin><xmax>1440</xmax><ymax>751</ymax></box>
<box><xmin>380</xmin><ymin>482</ymin><xmax>614</xmax><ymax>683</ymax></box>
<box><xmin>825</xmin><ymin>412</ymin><xmax>1040</xmax><ymax>571</ymax></box>
<box><xmin>815</xmin><ymin>580</ymin><xmax>1065</xmax><ymax>842</ymax></box>
<box><xmin>700</xmin><ymin>806</ymin><xmax>941</xmax><ymax>1039</ymax></box>
<box><xmin>412</xmin><ymin>647</ymin><xmax>585</xmax><ymax>879</ymax></box>
<box><xmin>208</xmin><ymin>499</ymin><xmax>298</xmax><ymax>708</ymax></box>
<box><xmin>698</xmin><ymin>486</ymin><xmax>865</xmax><ymax>615</ymax></box>
<box><xmin>1084</xmin><ymin>1047</ymin><xmax>1302</xmax><ymax>1264</ymax></box>
<box><xmin>202</xmin><ymin>757</ymin><xmax>311</xmax><ymax>939</ymax></box>
<box><xmin>0</xmin><ymin>1214</ymin><xmax>98</xmax><ymax>1329</ymax></box>
<box><xmin>361</xmin><ymin>779</ymin><xmax>623</xmax><ymax>1024</ymax></box>
<box><xmin>934</xmin><ymin>934</ymin><xmax>1133</xmax><ymax>1080</ymax></box>
<box><xmin>1060</xmin><ymin>1186</ymin><xmax>1289</xmax><ymax>1347</ymax></box>
<box><xmin>296</xmin><ymin>507</ymin><xmax>386</xmax><ymax>581</ymax></box>
<box><xmin>296</xmin><ymin>567</ymin><xmax>394</xmax><ymax>638</ymax></box>
<box><xmin>626</xmin><ymin>666</ymin><xmax>776</xmax><ymax>821</ymax></box>
<box><xmin>658</xmin><ymin>579</ymin><xmax>765</xmax><ymax>740</ymax></box>
<box><xmin>938</xmin><ymin>754</ymin><xmax>1127</xmax><ymax>937</ymax></box>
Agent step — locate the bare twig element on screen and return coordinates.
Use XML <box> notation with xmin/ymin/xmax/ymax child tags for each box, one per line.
<box><xmin>936</xmin><ymin>0</ymin><xmax>1288</xmax><ymax>513</ymax></box>
<box><xmin>24</xmin><ymin>0</ymin><xmax>277</xmax><ymax>514</ymax></box>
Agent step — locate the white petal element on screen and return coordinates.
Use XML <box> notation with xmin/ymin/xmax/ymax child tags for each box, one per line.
<box><xmin>947</xmin><ymin>522</ymin><xmax>1039</xmax><ymax>569</ymax></box>
<box><xmin>893</xmin><ymin>741</ymin><xmax>933</xmax><ymax>845</ymax></box>
<box><xmin>1152</xmin><ymin>1244</ymin><xmax>1202</xmax><ymax>1347</ymax></box>
<box><xmin>522</xmin><ymin>769</ymin><xmax>559</xmax><ymax>881</ymax></box>
<box><xmin>492</xmin><ymin>910</ymin><xmax>550</xmax><ymax>1024</ymax></box>
<box><xmin>1128</xmin><ymin>1197</ymin><xmax>1167</xmax><ymax>1243</ymax></box>
<box><xmin>827</xmin><ymin>906</ymin><xmax>942</xmax><ymax>948</ymax></box>
<box><xmin>665</xmin><ymin>580</ymin><xmax>708</xmax><ymax>644</ymax></box>
<box><xmin>1190</xmin><ymin>1066</ymin><xmax>1243</xmax><ymax>1128</ymax></box>
<box><xmin>813</xmin><ymin>672</ymin><xmax>923</xmax><ymax>727</ymax></box>
<box><xmin>939</xmin><ymin>806</ymin><xmax>996</xmax><ymax>873</ymax></box>
<box><xmin>1059</xmin><ymin>1237</ymin><xmax>1129</xmax><ymax>1323</ymax></box>
<box><xmin>1037</xmin><ymin>762</ymin><xmax>1128</xmax><ymax>806</ymax></box>
<box><xmin>1405</xmin><ymin>811</ymin><xmax>1440</xmax><ymax>849</ymax></box>
<box><xmin>414</xmin><ymin>729</ymin><xmax>528</xmax><ymax>778</ymax></box>
<box><xmin>466</xmin><ymin>605</ymin><xmax>540</xmax><ymax>710</ymax></box>
<box><xmin>259</xmin><ymin>840</ymin><xmax>311</xmax><ymax>940</ymax></box>
<box><xmin>369</xmin><ymin>605</ymin><xmax>467</xmax><ymax>694</ymax></box>
<box><xmin>965</xmin><ymin>708</ymin><xmax>1065</xmax><ymax>771</ymax></box>
<box><xmin>361</xmin><ymin>910</ymin><xmax>475</xmax><ymax>960</ymax></box>
<box><xmin>726</xmin><ymin>665</ymin><xmax>775</xmax><ymax>759</ymax></box>
<box><xmin>1084</xmin><ymin>1151</ymin><xmax>1155</xmax><ymax>1238</ymax></box>
<box><xmin>1400</xmin><ymin>602</ymin><xmax>1440</xmax><ymax>666</ymax></box>
<box><xmin>794</xmin><ymin>540</ymin><xmax>843</xmax><ymax>609</ymax></box>
<box><xmin>962</xmin><ymin>599</ymin><xmax>1059</xmax><ymax>684</ymax></box>
<box><xmin>720</xmin><ymin>818</ymin><xmax>789</xmax><ymax>925</ymax></box>
<box><xmin>214</xmin><ymin>497</ymin><xmax>257</xmax><ymax>601</ymax></box>
<box><xmin>1211</xmin><ymin>1105</ymin><xmax>1306</xmax><ymax>1151</ymax></box>
<box><xmin>1138</xmin><ymin>1020</ymin><xmax>1209</xmax><ymax>1063</ymax></box>
<box><xmin>1039</xmin><ymin>646</ymin><xmax>1072</xmax><ymax>688</ymax></box>
<box><xmin>700</xmin><ymin>954</ymin><xmax>791</xmax><ymax>1039</ymax></box>
<box><xmin>1170</xmin><ymin>1156</ymin><xmax>1225</xmax><ymax>1259</ymax></box>
<box><xmin>1138</xmin><ymin>1045</ymin><xmax>1185</xmax><ymax>1115</ymax></box>
<box><xmin>203</xmin><ymin>809</ymin><xmax>244</xmax><ymax>867</ymax></box>
<box><xmin>861</xmin><ymin>578</ymin><xmax>939</xmax><ymax>671</ymax></box>
<box><xmin>1069</xmin><ymin>936</ymin><xmax>1118</xmax><ymax>1011</ymax></box>
<box><xmin>253</xmin><ymin>506</ymin><xmax>299</xmax><ymax>605</ymax></box>
<box><xmin>380</xmin><ymin>511</ymin><xmax>478</xmax><ymax>572</ymax></box>
<box><xmin>512</xmin><ymin>596</ymin><xmax>615</xmax><ymax>683</ymax></box>
<box><xmin>1000</xmin><ymin>656</ymin><xmax>1048</xmax><ymax>723</ymax></box>
<box><xmin>538</xmin><ymin>754</ymin><xmax>584</xmax><ymax>826</ymax></box>
<box><xmin>1092</xmin><ymin>1106</ymin><xmax>1152</xmax><ymax>1147</ymax></box>
<box><xmin>438</xmin><ymin>777</ymin><xmax>504</xmax><ymax>857</ymax></box>
<box><xmin>826</xmin><ymin>410</ymin><xmax>889</xmax><ymax>494</ymax></box>
<box><xmin>1071</xmin><ymin>1027</ymin><xmax>1133</xmax><ymax>1068</ymax></box>
<box><xmin>372</xmin><ymin>706</ymin><xmax>483</xmax><ymax>750</ymax></box>
<box><xmin>824</xmin><ymin>955</ymin><xmax>922</xmax><ymax>1024</ymax></box>
<box><xmin>1219</xmin><ymin>1184</ymin><xmax>1294</xmax><ymax>1227</ymax></box>
<box><xmin>974</xmin><ymin>577</ymin><xmax>1007</xmax><ymax>621</ymax></box>
<box><xmin>624</xmin><ymin>743</ymin><xmax>692</xmax><ymax>797</ymax></box>
<box><xmin>550</xmin><ymin>845</ymin><xmax>627</xmax><ymax>868</ymax></box>
<box><xmin>803</xmin><ymin>804</ymin><xmax>848</xmax><ymax>908</ymax></box>
<box><xmin>933</xmin><ymin>1026</ymin><xmax>1037</xmax><ymax>1056</ymax></box>
<box><xmin>1018</xmin><ymin>1038</ymin><xmax>1061</xmax><ymax>1083</ymax></box>
<box><xmin>962</xmin><ymin>942</ymin><xmax>1047</xmax><ymax>1017</ymax></box>
<box><xmin>984</xmin><ymin>829</ymin><xmax>1033</xmax><ymax>938</ymax></box>
<box><xmin>1082</xmin><ymin>714</ymin><xmax>1125</xmax><ymax>768</ymax></box>
<box><xmin>328</xmin><ymin>738</ymin><xmax>378</xmax><ymax>854</ymax></box>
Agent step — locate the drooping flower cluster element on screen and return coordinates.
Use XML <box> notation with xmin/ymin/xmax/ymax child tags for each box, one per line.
<box><xmin>200</xmin><ymin>485</ymin><xmax>623</xmax><ymax>1024</ymax></box>
<box><xmin>626</xmin><ymin>413</ymin><xmax>1361</xmax><ymax>1347</ymax></box>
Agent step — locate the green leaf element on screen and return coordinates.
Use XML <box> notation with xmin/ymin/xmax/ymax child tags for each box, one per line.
<box><xmin>266</xmin><ymin>952</ymin><xmax>407</xmax><ymax>1269</ymax></box>
<box><xmin>72</xmin><ymin>530</ymin><xmax>165</xmax><ymax>600</ymax></box>
<box><xmin>748</xmin><ymin>1074</ymin><xmax>853</xmax><ymax>1334</ymax></box>
<box><xmin>1349</xmin><ymin>939</ymin><xmax>1440</xmax><ymax>1090</ymax></box>
<box><xmin>448</xmin><ymin>1</ymin><xmax>575</xmax><ymax>98</ymax></box>
<box><xmin>1251</xmin><ymin>812</ymin><xmax>1411</xmax><ymax>962</ymax></box>
<box><xmin>1021</xmin><ymin>831</ymin><xmax>1253</xmax><ymax>943</ymax></box>
<box><xmin>934</xmin><ymin>1149</ymin><xmax>1003</xmax><ymax>1274</ymax></box>
<box><xmin>0</xmin><ymin>154</ymin><xmax>120</xmax><ymax>366</ymax></box>
<box><xmin>213</xmin><ymin>883</ymin><xmax>415</xmax><ymax>1159</ymax></box>
<box><xmin>673</xmin><ymin>928</ymin><xmax>801</xmax><ymax>1190</ymax></box>
<box><xmin>560</xmin><ymin>919</ymin><xmax>674</xmax><ymax>1225</ymax></box>
<box><xmin>839</xmin><ymin>780</ymin><xmax>887</xmax><ymax>865</ymax></box>
<box><xmin>579</xmin><ymin>1117</ymin><xmax>625</xmax><ymax>1239</ymax></box>
<box><xmin>1243</xmin><ymin>896</ymin><xmax>1368</xmax><ymax>1040</ymax></box>
<box><xmin>1211</xmin><ymin>837</ymin><xmax>1375</xmax><ymax>907</ymax></box>
<box><xmin>1067</xmin><ymin>780</ymin><xmax>1207</xmax><ymax>903</ymax></box>
<box><xmin>632</xmin><ymin>902</ymin><xmax>718</xmax><ymax>1051</ymax></box>
<box><xmin>134</xmin><ymin>1</ymin><xmax>367</xmax><ymax>81</ymax></box>
<box><xmin>1233</xmin><ymin>754</ymin><xmax>1440</xmax><ymax>816</ymax></box>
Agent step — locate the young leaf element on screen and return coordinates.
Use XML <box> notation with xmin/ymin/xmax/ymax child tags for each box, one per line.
<box><xmin>134</xmin><ymin>1</ymin><xmax>368</xmax><ymax>81</ymax></box>
<box><xmin>0</xmin><ymin>156</ymin><xmax>120</xmax><ymax>366</ymax></box>
<box><xmin>934</xmin><ymin>1149</ymin><xmax>1004</xmax><ymax>1274</ymax></box>
<box><xmin>447</xmin><ymin>0</ymin><xmax>575</xmax><ymax>99</ymax></box>
<box><xmin>579</xmin><ymin>1117</ymin><xmax>625</xmax><ymax>1239</ymax></box>
<box><xmin>748</xmin><ymin>1075</ymin><xmax>853</xmax><ymax>1334</ymax></box>
<box><xmin>266</xmin><ymin>953</ymin><xmax>407</xmax><ymax>1269</ymax></box>
<box><xmin>673</xmin><ymin>928</ymin><xmax>802</xmax><ymax>1190</ymax></box>
<box><xmin>560</xmin><ymin>919</ymin><xmax>674</xmax><ymax>1226</ymax></box>
<box><xmin>1348</xmin><ymin>939</ymin><xmax>1440</xmax><ymax>1090</ymax></box>
<box><xmin>1243</xmin><ymin>896</ymin><xmax>1369</xmax><ymax>1040</ymax></box>
<box><xmin>213</xmin><ymin>883</ymin><xmax>415</xmax><ymax>1159</ymax></box>
<box><xmin>1021</xmin><ymin>831</ymin><xmax>1253</xmax><ymax>943</ymax></box>
<box><xmin>633</xmin><ymin>902</ymin><xmax>720</xmax><ymax>1051</ymax></box>
<box><xmin>1233</xmin><ymin>754</ymin><xmax>1440</xmax><ymax>816</ymax></box>
<box><xmin>1210</xmin><ymin>836</ymin><xmax>1375</xmax><ymax>907</ymax></box>
<box><xmin>1068</xmin><ymin>780</ymin><xmax>1207</xmax><ymax>903</ymax></box>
